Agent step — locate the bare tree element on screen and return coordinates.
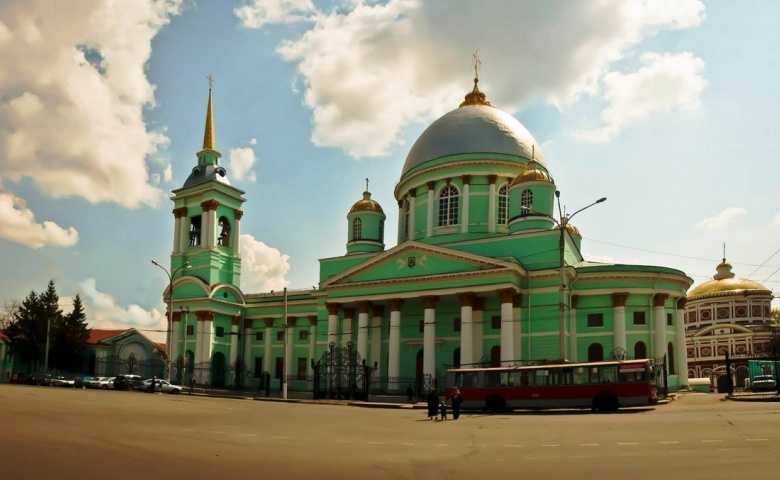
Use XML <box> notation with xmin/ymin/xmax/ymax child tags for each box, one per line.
<box><xmin>0</xmin><ymin>300</ymin><xmax>20</xmax><ymax>330</ymax></box>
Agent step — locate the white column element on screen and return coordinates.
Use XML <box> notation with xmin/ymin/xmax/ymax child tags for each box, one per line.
<box><xmin>500</xmin><ymin>290</ymin><xmax>515</xmax><ymax>366</ymax></box>
<box><xmin>357</xmin><ymin>303</ymin><xmax>370</xmax><ymax>361</ymax></box>
<box><xmin>408</xmin><ymin>195</ymin><xmax>416</xmax><ymax>241</ymax></box>
<box><xmin>195</xmin><ymin>317</ymin><xmax>205</xmax><ymax>367</ymax></box>
<box><xmin>459</xmin><ymin>295</ymin><xmax>474</xmax><ymax>366</ymax></box>
<box><xmin>461</xmin><ymin>179</ymin><xmax>470</xmax><ymax>233</ymax></box>
<box><xmin>397</xmin><ymin>199</ymin><xmax>404</xmax><ymax>243</ymax></box>
<box><xmin>488</xmin><ymin>176</ymin><xmax>497</xmax><ymax>233</ymax></box>
<box><xmin>179</xmin><ymin>216</ymin><xmax>190</xmax><ymax>251</ymax></box>
<box><xmin>676</xmin><ymin>300</ymin><xmax>689</xmax><ymax>388</ymax></box>
<box><xmin>422</xmin><ymin>297</ymin><xmax>437</xmax><ymax>389</ymax></box>
<box><xmin>229</xmin><ymin>318</ymin><xmax>239</xmax><ymax>385</ymax></box>
<box><xmin>232</xmin><ymin>210</ymin><xmax>242</xmax><ymax>254</ymax></box>
<box><xmin>342</xmin><ymin>309</ymin><xmax>354</xmax><ymax>347</ymax></box>
<box><xmin>326</xmin><ymin>305</ymin><xmax>339</xmax><ymax>346</ymax></box>
<box><xmin>426</xmin><ymin>183</ymin><xmax>434</xmax><ymax>237</ymax></box>
<box><xmin>513</xmin><ymin>296</ymin><xmax>522</xmax><ymax>362</ymax></box>
<box><xmin>388</xmin><ymin>301</ymin><xmax>402</xmax><ymax>392</ymax></box>
<box><xmin>653</xmin><ymin>294</ymin><xmax>668</xmax><ymax>361</ymax></box>
<box><xmin>173</xmin><ymin>217</ymin><xmax>182</xmax><ymax>254</ymax></box>
<box><xmin>613</xmin><ymin>293</ymin><xmax>628</xmax><ymax>359</ymax></box>
<box><xmin>370</xmin><ymin>308</ymin><xmax>382</xmax><ymax>377</ymax></box>
<box><xmin>307</xmin><ymin>317</ymin><xmax>317</xmax><ymax>379</ymax></box>
<box><xmin>285</xmin><ymin>318</ymin><xmax>295</xmax><ymax>382</ymax></box>
<box><xmin>262</xmin><ymin>319</ymin><xmax>273</xmax><ymax>374</ymax></box>
<box><xmin>243</xmin><ymin>320</ymin><xmax>253</xmax><ymax>381</ymax></box>
<box><xmin>569</xmin><ymin>296</ymin><xmax>578</xmax><ymax>362</ymax></box>
<box><xmin>202</xmin><ymin>202</ymin><xmax>217</xmax><ymax>248</ymax></box>
<box><xmin>473</xmin><ymin>300</ymin><xmax>484</xmax><ymax>364</ymax></box>
<box><xmin>169</xmin><ymin>316</ymin><xmax>180</xmax><ymax>364</ymax></box>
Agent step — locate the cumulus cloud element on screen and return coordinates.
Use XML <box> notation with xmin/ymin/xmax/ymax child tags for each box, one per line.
<box><xmin>77</xmin><ymin>278</ymin><xmax>166</xmax><ymax>340</ymax></box>
<box><xmin>271</xmin><ymin>0</ymin><xmax>705</xmax><ymax>157</ymax></box>
<box><xmin>696</xmin><ymin>207</ymin><xmax>747</xmax><ymax>230</ymax></box>
<box><xmin>577</xmin><ymin>52</ymin><xmax>707</xmax><ymax>142</ymax></box>
<box><xmin>0</xmin><ymin>0</ymin><xmax>181</xmax><ymax>208</ymax></box>
<box><xmin>234</xmin><ymin>0</ymin><xmax>315</xmax><ymax>28</ymax></box>
<box><xmin>229</xmin><ymin>147</ymin><xmax>257</xmax><ymax>182</ymax></box>
<box><xmin>249</xmin><ymin>137</ymin><xmax>257</xmax><ymax>145</ymax></box>
<box><xmin>163</xmin><ymin>164</ymin><xmax>173</xmax><ymax>183</ymax></box>
<box><xmin>240</xmin><ymin>234</ymin><xmax>290</xmax><ymax>292</ymax></box>
<box><xmin>0</xmin><ymin>190</ymin><xmax>79</xmax><ymax>248</ymax></box>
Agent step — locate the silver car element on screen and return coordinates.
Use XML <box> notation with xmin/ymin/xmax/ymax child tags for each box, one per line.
<box><xmin>141</xmin><ymin>379</ymin><xmax>182</xmax><ymax>394</ymax></box>
<box><xmin>750</xmin><ymin>375</ymin><xmax>777</xmax><ymax>392</ymax></box>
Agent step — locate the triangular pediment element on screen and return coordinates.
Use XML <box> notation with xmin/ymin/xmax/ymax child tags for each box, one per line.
<box><xmin>322</xmin><ymin>241</ymin><xmax>523</xmax><ymax>287</ymax></box>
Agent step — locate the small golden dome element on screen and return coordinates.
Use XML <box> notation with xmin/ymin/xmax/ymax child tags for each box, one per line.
<box><xmin>510</xmin><ymin>160</ymin><xmax>553</xmax><ymax>187</ymax></box>
<box><xmin>557</xmin><ymin>222</ymin><xmax>581</xmax><ymax>237</ymax></box>
<box><xmin>688</xmin><ymin>260</ymin><xmax>771</xmax><ymax>298</ymax></box>
<box><xmin>459</xmin><ymin>78</ymin><xmax>491</xmax><ymax>107</ymax></box>
<box><xmin>349</xmin><ymin>191</ymin><xmax>384</xmax><ymax>215</ymax></box>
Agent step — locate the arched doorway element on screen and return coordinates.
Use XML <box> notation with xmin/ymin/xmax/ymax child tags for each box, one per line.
<box><xmin>415</xmin><ymin>349</ymin><xmax>424</xmax><ymax>394</ymax></box>
<box><xmin>453</xmin><ymin>348</ymin><xmax>461</xmax><ymax>368</ymax></box>
<box><xmin>184</xmin><ymin>350</ymin><xmax>194</xmax><ymax>386</ymax></box>
<box><xmin>211</xmin><ymin>352</ymin><xmax>226</xmax><ymax>388</ymax></box>
<box><xmin>588</xmin><ymin>343</ymin><xmax>603</xmax><ymax>362</ymax></box>
<box><xmin>634</xmin><ymin>341</ymin><xmax>647</xmax><ymax>359</ymax></box>
<box><xmin>735</xmin><ymin>365</ymin><xmax>749</xmax><ymax>388</ymax></box>
<box><xmin>490</xmin><ymin>346</ymin><xmax>501</xmax><ymax>367</ymax></box>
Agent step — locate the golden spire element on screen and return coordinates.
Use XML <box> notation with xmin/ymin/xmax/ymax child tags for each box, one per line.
<box><xmin>202</xmin><ymin>74</ymin><xmax>216</xmax><ymax>151</ymax></box>
<box><xmin>460</xmin><ymin>49</ymin><xmax>491</xmax><ymax>107</ymax></box>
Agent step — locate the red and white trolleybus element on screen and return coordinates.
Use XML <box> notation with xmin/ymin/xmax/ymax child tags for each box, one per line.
<box><xmin>446</xmin><ymin>359</ymin><xmax>658</xmax><ymax>411</ymax></box>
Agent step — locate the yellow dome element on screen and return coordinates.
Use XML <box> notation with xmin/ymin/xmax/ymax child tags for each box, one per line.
<box><xmin>557</xmin><ymin>222</ymin><xmax>581</xmax><ymax>237</ymax></box>
<box><xmin>510</xmin><ymin>160</ymin><xmax>552</xmax><ymax>187</ymax></box>
<box><xmin>349</xmin><ymin>191</ymin><xmax>384</xmax><ymax>215</ymax></box>
<box><xmin>688</xmin><ymin>260</ymin><xmax>770</xmax><ymax>299</ymax></box>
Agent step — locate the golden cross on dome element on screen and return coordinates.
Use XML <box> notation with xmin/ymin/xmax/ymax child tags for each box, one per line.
<box><xmin>473</xmin><ymin>49</ymin><xmax>481</xmax><ymax>81</ymax></box>
<box><xmin>207</xmin><ymin>73</ymin><xmax>214</xmax><ymax>90</ymax></box>
<box><xmin>365</xmin><ymin>178</ymin><xmax>369</xmax><ymax>192</ymax></box>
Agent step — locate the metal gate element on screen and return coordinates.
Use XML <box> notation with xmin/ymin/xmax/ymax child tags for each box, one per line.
<box><xmin>313</xmin><ymin>343</ymin><xmax>371</xmax><ymax>400</ymax></box>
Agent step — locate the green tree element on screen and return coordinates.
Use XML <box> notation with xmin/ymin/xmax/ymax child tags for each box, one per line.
<box><xmin>5</xmin><ymin>290</ymin><xmax>47</xmax><ymax>372</ymax></box>
<box><xmin>52</xmin><ymin>294</ymin><xmax>89</xmax><ymax>372</ymax></box>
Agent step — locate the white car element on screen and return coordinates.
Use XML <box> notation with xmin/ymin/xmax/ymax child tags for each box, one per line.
<box><xmin>141</xmin><ymin>379</ymin><xmax>182</xmax><ymax>394</ymax></box>
<box><xmin>98</xmin><ymin>377</ymin><xmax>115</xmax><ymax>389</ymax></box>
<box><xmin>750</xmin><ymin>375</ymin><xmax>777</xmax><ymax>392</ymax></box>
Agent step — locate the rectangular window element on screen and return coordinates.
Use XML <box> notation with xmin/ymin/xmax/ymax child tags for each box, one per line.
<box><xmin>587</xmin><ymin>313</ymin><xmax>604</xmax><ymax>327</ymax></box>
<box><xmin>275</xmin><ymin>357</ymin><xmax>283</xmax><ymax>379</ymax></box>
<box><xmin>276</xmin><ymin>330</ymin><xmax>284</xmax><ymax>342</ymax></box>
<box><xmin>297</xmin><ymin>358</ymin><xmax>307</xmax><ymax>380</ymax></box>
<box><xmin>491</xmin><ymin>315</ymin><xmax>501</xmax><ymax>330</ymax></box>
<box><xmin>666</xmin><ymin>313</ymin><xmax>673</xmax><ymax>326</ymax></box>
<box><xmin>299</xmin><ymin>330</ymin><xmax>309</xmax><ymax>341</ymax></box>
<box><xmin>255</xmin><ymin>331</ymin><xmax>263</xmax><ymax>341</ymax></box>
<box><xmin>215</xmin><ymin>326</ymin><xmax>225</xmax><ymax>338</ymax></box>
<box><xmin>254</xmin><ymin>357</ymin><xmax>262</xmax><ymax>378</ymax></box>
<box><xmin>186</xmin><ymin>325</ymin><xmax>194</xmax><ymax>336</ymax></box>
<box><xmin>453</xmin><ymin>317</ymin><xmax>461</xmax><ymax>332</ymax></box>
<box><xmin>633</xmin><ymin>311</ymin><xmax>646</xmax><ymax>325</ymax></box>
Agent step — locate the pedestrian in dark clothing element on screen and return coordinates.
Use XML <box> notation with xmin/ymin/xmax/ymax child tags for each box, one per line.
<box><xmin>439</xmin><ymin>400</ymin><xmax>448</xmax><ymax>421</ymax></box>
<box><xmin>427</xmin><ymin>390</ymin><xmax>439</xmax><ymax>420</ymax></box>
<box><xmin>406</xmin><ymin>385</ymin><xmax>415</xmax><ymax>403</ymax></box>
<box><xmin>451</xmin><ymin>387</ymin><xmax>463</xmax><ymax>420</ymax></box>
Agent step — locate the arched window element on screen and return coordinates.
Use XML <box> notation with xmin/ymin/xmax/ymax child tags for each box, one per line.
<box><xmin>217</xmin><ymin>216</ymin><xmax>231</xmax><ymax>247</ymax></box>
<box><xmin>438</xmin><ymin>185</ymin><xmax>459</xmax><ymax>226</ymax></box>
<box><xmin>402</xmin><ymin>200</ymin><xmax>410</xmax><ymax>240</ymax></box>
<box><xmin>352</xmin><ymin>217</ymin><xmax>362</xmax><ymax>241</ymax></box>
<box><xmin>520</xmin><ymin>189</ymin><xmax>533</xmax><ymax>216</ymax></box>
<box><xmin>497</xmin><ymin>184</ymin><xmax>508</xmax><ymax>224</ymax></box>
<box><xmin>667</xmin><ymin>342</ymin><xmax>675</xmax><ymax>374</ymax></box>
<box><xmin>588</xmin><ymin>343</ymin><xmax>604</xmax><ymax>362</ymax></box>
<box><xmin>634</xmin><ymin>341</ymin><xmax>647</xmax><ymax>359</ymax></box>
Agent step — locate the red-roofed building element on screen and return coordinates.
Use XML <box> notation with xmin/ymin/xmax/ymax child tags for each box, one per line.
<box><xmin>86</xmin><ymin>328</ymin><xmax>167</xmax><ymax>378</ymax></box>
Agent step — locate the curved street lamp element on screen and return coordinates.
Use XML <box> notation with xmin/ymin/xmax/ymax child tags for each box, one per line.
<box><xmin>151</xmin><ymin>259</ymin><xmax>191</xmax><ymax>381</ymax></box>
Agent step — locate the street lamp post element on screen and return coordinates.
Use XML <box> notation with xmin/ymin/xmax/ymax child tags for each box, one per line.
<box><xmin>151</xmin><ymin>259</ymin><xmax>191</xmax><ymax>382</ymax></box>
<box><xmin>553</xmin><ymin>192</ymin><xmax>607</xmax><ymax>361</ymax></box>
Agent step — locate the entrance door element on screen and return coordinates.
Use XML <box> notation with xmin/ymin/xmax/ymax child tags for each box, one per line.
<box><xmin>211</xmin><ymin>352</ymin><xmax>226</xmax><ymax>388</ymax></box>
<box><xmin>415</xmin><ymin>349</ymin><xmax>424</xmax><ymax>395</ymax></box>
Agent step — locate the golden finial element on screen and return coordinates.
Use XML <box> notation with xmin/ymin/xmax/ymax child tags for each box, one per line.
<box><xmin>365</xmin><ymin>178</ymin><xmax>369</xmax><ymax>192</ymax></box>
<box><xmin>460</xmin><ymin>49</ymin><xmax>491</xmax><ymax>107</ymax></box>
<box><xmin>202</xmin><ymin>74</ymin><xmax>216</xmax><ymax>151</ymax></box>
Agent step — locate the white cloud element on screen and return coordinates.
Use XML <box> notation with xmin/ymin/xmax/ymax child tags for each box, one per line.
<box><xmin>162</xmin><ymin>163</ymin><xmax>173</xmax><ymax>183</ymax></box>
<box><xmin>771</xmin><ymin>211</ymin><xmax>780</xmax><ymax>228</ymax></box>
<box><xmin>0</xmin><ymin>190</ymin><xmax>79</xmax><ymax>248</ymax></box>
<box><xmin>234</xmin><ymin>0</ymin><xmax>315</xmax><ymax>29</ymax></box>
<box><xmin>229</xmin><ymin>147</ymin><xmax>257</xmax><ymax>182</ymax></box>
<box><xmin>577</xmin><ymin>52</ymin><xmax>707</xmax><ymax>142</ymax></box>
<box><xmin>249</xmin><ymin>137</ymin><xmax>257</xmax><ymax>145</ymax></box>
<box><xmin>77</xmin><ymin>278</ymin><xmax>165</xmax><ymax>340</ymax></box>
<box><xmin>696</xmin><ymin>207</ymin><xmax>747</xmax><ymax>230</ymax></box>
<box><xmin>0</xmin><ymin>0</ymin><xmax>182</xmax><ymax>208</ymax></box>
<box><xmin>240</xmin><ymin>234</ymin><xmax>290</xmax><ymax>292</ymax></box>
<box><xmin>273</xmin><ymin>0</ymin><xmax>705</xmax><ymax>157</ymax></box>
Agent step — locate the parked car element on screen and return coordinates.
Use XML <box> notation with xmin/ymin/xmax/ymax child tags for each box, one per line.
<box><xmin>50</xmin><ymin>376</ymin><xmax>75</xmax><ymax>387</ymax></box>
<box><xmin>98</xmin><ymin>377</ymin><xmax>115</xmax><ymax>389</ymax></box>
<box><xmin>749</xmin><ymin>375</ymin><xmax>777</xmax><ymax>392</ymax></box>
<box><xmin>83</xmin><ymin>377</ymin><xmax>105</xmax><ymax>389</ymax></box>
<box><xmin>25</xmin><ymin>373</ymin><xmax>53</xmax><ymax>386</ymax></box>
<box><xmin>113</xmin><ymin>374</ymin><xmax>143</xmax><ymax>391</ymax></box>
<box><xmin>141</xmin><ymin>378</ymin><xmax>182</xmax><ymax>394</ymax></box>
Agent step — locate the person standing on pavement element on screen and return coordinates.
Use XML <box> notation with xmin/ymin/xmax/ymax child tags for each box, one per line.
<box><xmin>427</xmin><ymin>389</ymin><xmax>439</xmax><ymax>420</ymax></box>
<box><xmin>439</xmin><ymin>399</ymin><xmax>447</xmax><ymax>421</ymax></box>
<box><xmin>451</xmin><ymin>387</ymin><xmax>463</xmax><ymax>420</ymax></box>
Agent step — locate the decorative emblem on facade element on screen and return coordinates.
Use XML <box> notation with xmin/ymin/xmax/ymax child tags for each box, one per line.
<box><xmin>407</xmin><ymin>256</ymin><xmax>416</xmax><ymax>268</ymax></box>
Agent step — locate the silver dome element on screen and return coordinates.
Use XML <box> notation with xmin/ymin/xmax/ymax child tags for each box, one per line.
<box><xmin>401</xmin><ymin>104</ymin><xmax>544</xmax><ymax>177</ymax></box>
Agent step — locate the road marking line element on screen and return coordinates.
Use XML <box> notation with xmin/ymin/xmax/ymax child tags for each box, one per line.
<box><xmin>541</xmin><ymin>443</ymin><xmax>560</xmax><ymax>447</ymax></box>
<box><xmin>271</xmin><ymin>436</ymin><xmax>290</xmax><ymax>440</ymax></box>
<box><xmin>701</xmin><ymin>440</ymin><xmax>723</xmax><ymax>444</ymax></box>
<box><xmin>659</xmin><ymin>441</ymin><xmax>680</xmax><ymax>445</ymax></box>
<box><xmin>435</xmin><ymin>443</ymin><xmax>449</xmax><ymax>447</ymax></box>
<box><xmin>400</xmin><ymin>442</ymin><xmax>416</xmax><ymax>447</ymax></box>
<box><xmin>617</xmin><ymin>442</ymin><xmax>639</xmax><ymax>446</ymax></box>
<box><xmin>503</xmin><ymin>444</ymin><xmax>525</xmax><ymax>448</ymax></box>
<box><xmin>579</xmin><ymin>443</ymin><xmax>600</xmax><ymax>447</ymax></box>
<box><xmin>367</xmin><ymin>441</ymin><xmax>385</xmax><ymax>446</ymax></box>
<box><xmin>745</xmin><ymin>438</ymin><xmax>768</xmax><ymax>442</ymax></box>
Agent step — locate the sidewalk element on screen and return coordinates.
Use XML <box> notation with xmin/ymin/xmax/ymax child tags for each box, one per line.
<box><xmin>726</xmin><ymin>391</ymin><xmax>780</xmax><ymax>402</ymax></box>
<box><xmin>183</xmin><ymin>387</ymin><xmax>426</xmax><ymax>409</ymax></box>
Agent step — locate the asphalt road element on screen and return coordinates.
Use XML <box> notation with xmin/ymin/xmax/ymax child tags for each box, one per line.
<box><xmin>0</xmin><ymin>386</ymin><xmax>778</xmax><ymax>480</ymax></box>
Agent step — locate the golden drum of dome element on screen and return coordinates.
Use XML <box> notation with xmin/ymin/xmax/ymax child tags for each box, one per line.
<box><xmin>688</xmin><ymin>277</ymin><xmax>770</xmax><ymax>298</ymax></box>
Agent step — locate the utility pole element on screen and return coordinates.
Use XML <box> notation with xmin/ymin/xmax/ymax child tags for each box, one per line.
<box><xmin>282</xmin><ymin>287</ymin><xmax>288</xmax><ymax>400</ymax></box>
<box><xmin>43</xmin><ymin>314</ymin><xmax>52</xmax><ymax>373</ymax></box>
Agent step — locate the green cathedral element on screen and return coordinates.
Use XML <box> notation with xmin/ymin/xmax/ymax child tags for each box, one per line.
<box><xmin>165</xmin><ymin>78</ymin><xmax>693</xmax><ymax>393</ymax></box>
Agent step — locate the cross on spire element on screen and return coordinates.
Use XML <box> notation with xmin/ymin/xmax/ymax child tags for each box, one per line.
<box><xmin>365</xmin><ymin>178</ymin><xmax>369</xmax><ymax>192</ymax></box>
<box><xmin>473</xmin><ymin>49</ymin><xmax>481</xmax><ymax>82</ymax></box>
<box><xmin>207</xmin><ymin>73</ymin><xmax>214</xmax><ymax>90</ymax></box>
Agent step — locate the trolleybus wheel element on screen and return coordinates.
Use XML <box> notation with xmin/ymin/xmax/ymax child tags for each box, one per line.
<box><xmin>592</xmin><ymin>392</ymin><xmax>619</xmax><ymax>412</ymax></box>
<box><xmin>485</xmin><ymin>395</ymin><xmax>507</xmax><ymax>412</ymax></box>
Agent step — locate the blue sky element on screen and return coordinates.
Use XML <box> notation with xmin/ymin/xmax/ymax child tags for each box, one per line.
<box><xmin>0</xmin><ymin>1</ymin><xmax>778</xmax><ymax>334</ymax></box>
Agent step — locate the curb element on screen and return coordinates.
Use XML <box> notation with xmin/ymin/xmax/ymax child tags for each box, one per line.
<box><xmin>726</xmin><ymin>394</ymin><xmax>780</xmax><ymax>402</ymax></box>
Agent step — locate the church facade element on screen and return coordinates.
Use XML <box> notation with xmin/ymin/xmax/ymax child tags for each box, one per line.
<box><xmin>165</xmin><ymin>79</ymin><xmax>693</xmax><ymax>393</ymax></box>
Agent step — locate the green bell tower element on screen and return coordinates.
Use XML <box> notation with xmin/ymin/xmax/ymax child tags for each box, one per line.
<box><xmin>346</xmin><ymin>180</ymin><xmax>386</xmax><ymax>255</ymax></box>
<box><xmin>170</xmin><ymin>79</ymin><xmax>246</xmax><ymax>287</ymax></box>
